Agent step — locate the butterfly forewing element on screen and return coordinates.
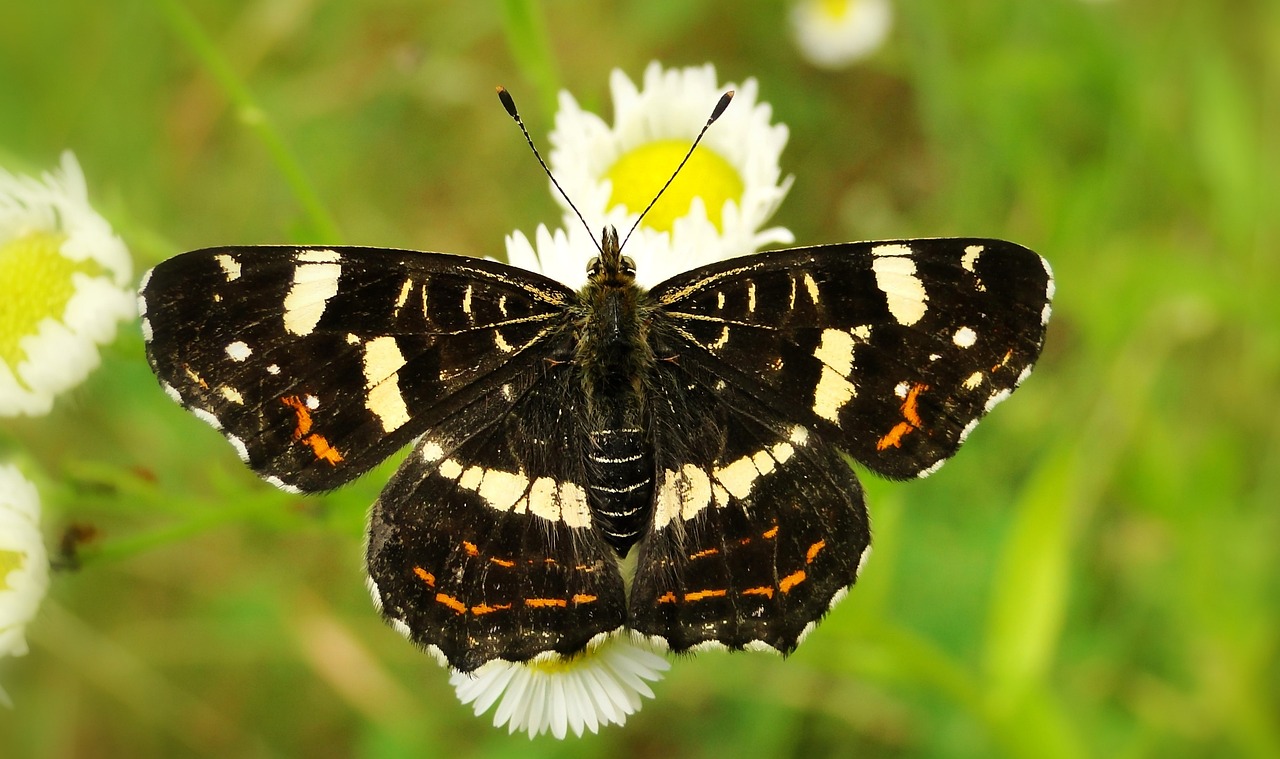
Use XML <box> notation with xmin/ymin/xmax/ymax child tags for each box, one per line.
<box><xmin>649</xmin><ymin>238</ymin><xmax>1053</xmax><ymax>479</ymax></box>
<box><xmin>140</xmin><ymin>246</ymin><xmax>574</xmax><ymax>492</ymax></box>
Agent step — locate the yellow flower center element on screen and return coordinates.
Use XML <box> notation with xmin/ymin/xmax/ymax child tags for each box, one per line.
<box><xmin>0</xmin><ymin>231</ymin><xmax>99</xmax><ymax>379</ymax></box>
<box><xmin>0</xmin><ymin>549</ymin><xmax>25</xmax><ymax>591</ymax></box>
<box><xmin>819</xmin><ymin>0</ymin><xmax>854</xmax><ymax>21</ymax></box>
<box><xmin>605</xmin><ymin>140</ymin><xmax>744</xmax><ymax>233</ymax></box>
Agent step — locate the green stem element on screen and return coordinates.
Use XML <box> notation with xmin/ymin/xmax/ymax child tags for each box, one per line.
<box><xmin>150</xmin><ymin>0</ymin><xmax>343</xmax><ymax>242</ymax></box>
<box><xmin>499</xmin><ymin>0</ymin><xmax>562</xmax><ymax>114</ymax></box>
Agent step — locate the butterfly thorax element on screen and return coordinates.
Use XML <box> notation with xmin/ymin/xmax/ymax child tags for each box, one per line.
<box><xmin>573</xmin><ymin>227</ymin><xmax>657</xmax><ymax>556</ymax></box>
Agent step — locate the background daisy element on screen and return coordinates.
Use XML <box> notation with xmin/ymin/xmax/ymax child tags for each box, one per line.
<box><xmin>0</xmin><ymin>465</ymin><xmax>49</xmax><ymax>708</ymax></box>
<box><xmin>450</xmin><ymin>633</ymin><xmax>670</xmax><ymax>739</ymax></box>
<box><xmin>790</xmin><ymin>0</ymin><xmax>893</xmax><ymax>69</ymax></box>
<box><xmin>0</xmin><ymin>152</ymin><xmax>134</xmax><ymax>416</ymax></box>
<box><xmin>546</xmin><ymin>62</ymin><xmax>794</xmax><ymax>286</ymax></box>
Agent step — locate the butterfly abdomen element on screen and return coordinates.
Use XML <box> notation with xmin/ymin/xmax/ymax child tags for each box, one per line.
<box><xmin>586</xmin><ymin>427</ymin><xmax>653</xmax><ymax>555</ymax></box>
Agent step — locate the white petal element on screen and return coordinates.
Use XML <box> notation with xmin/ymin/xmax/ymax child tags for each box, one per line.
<box><xmin>449</xmin><ymin>634</ymin><xmax>669</xmax><ymax>738</ymax></box>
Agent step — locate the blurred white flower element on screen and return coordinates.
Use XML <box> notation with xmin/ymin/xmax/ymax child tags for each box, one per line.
<box><xmin>0</xmin><ymin>465</ymin><xmax>49</xmax><ymax>708</ymax></box>
<box><xmin>0</xmin><ymin>151</ymin><xmax>135</xmax><ymax>416</ymax></box>
<box><xmin>504</xmin><ymin>223</ymin><xmax>592</xmax><ymax>291</ymax></box>
<box><xmin>544</xmin><ymin>61</ymin><xmax>793</xmax><ymax>288</ymax></box>
<box><xmin>790</xmin><ymin>0</ymin><xmax>892</xmax><ymax>69</ymax></box>
<box><xmin>450</xmin><ymin>633</ymin><xmax>670</xmax><ymax>739</ymax></box>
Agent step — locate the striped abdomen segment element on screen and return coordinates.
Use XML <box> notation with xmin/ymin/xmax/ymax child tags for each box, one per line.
<box><xmin>587</xmin><ymin>428</ymin><xmax>653</xmax><ymax>556</ymax></box>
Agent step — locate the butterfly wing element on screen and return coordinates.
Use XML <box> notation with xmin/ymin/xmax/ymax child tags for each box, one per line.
<box><xmin>630</xmin><ymin>350</ymin><xmax>870</xmax><ymax>653</ymax></box>
<box><xmin>140</xmin><ymin>246</ymin><xmax>575</xmax><ymax>492</ymax></box>
<box><xmin>366</xmin><ymin>353</ymin><xmax>628</xmax><ymax>673</ymax></box>
<box><xmin>629</xmin><ymin>238</ymin><xmax>1051</xmax><ymax>652</ymax></box>
<box><xmin>646</xmin><ymin>238</ymin><xmax>1053</xmax><ymax>479</ymax></box>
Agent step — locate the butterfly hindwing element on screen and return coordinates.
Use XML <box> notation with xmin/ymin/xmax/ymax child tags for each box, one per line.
<box><xmin>366</xmin><ymin>350</ymin><xmax>628</xmax><ymax>673</ymax></box>
<box><xmin>648</xmin><ymin>238</ymin><xmax>1053</xmax><ymax>479</ymax></box>
<box><xmin>629</xmin><ymin>349</ymin><xmax>870</xmax><ymax>653</ymax></box>
<box><xmin>139</xmin><ymin>246</ymin><xmax>574</xmax><ymax>492</ymax></box>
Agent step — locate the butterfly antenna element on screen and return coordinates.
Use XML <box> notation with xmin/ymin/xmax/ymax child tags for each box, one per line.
<box><xmin>496</xmin><ymin>86</ymin><xmax>602</xmax><ymax>255</ymax></box>
<box><xmin>619</xmin><ymin>90</ymin><xmax>734</xmax><ymax>251</ymax></box>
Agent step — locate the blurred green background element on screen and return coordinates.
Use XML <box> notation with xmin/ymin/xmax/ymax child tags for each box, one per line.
<box><xmin>2</xmin><ymin>1</ymin><xmax>1277</xmax><ymax>757</ymax></box>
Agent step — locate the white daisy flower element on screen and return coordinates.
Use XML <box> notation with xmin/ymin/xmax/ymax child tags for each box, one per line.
<box><xmin>0</xmin><ymin>465</ymin><xmax>49</xmax><ymax>708</ymax></box>
<box><xmin>450</xmin><ymin>633</ymin><xmax>670</xmax><ymax>739</ymax></box>
<box><xmin>790</xmin><ymin>0</ymin><xmax>893</xmax><ymax>69</ymax></box>
<box><xmin>504</xmin><ymin>223</ymin><xmax>592</xmax><ymax>290</ymax></box>
<box><xmin>0</xmin><ymin>151</ymin><xmax>135</xmax><ymax>417</ymax></box>
<box><xmin>546</xmin><ymin>61</ymin><xmax>794</xmax><ymax>288</ymax></box>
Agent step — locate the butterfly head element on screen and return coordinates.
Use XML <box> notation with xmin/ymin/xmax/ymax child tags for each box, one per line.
<box><xmin>587</xmin><ymin>226</ymin><xmax>636</xmax><ymax>286</ymax></box>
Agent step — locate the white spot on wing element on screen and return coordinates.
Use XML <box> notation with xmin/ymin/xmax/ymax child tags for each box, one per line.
<box><xmin>264</xmin><ymin>475</ymin><xmax>301</xmax><ymax>494</ymax></box>
<box><xmin>855</xmin><ymin>546</ymin><xmax>872</xmax><ymax>579</ymax></box>
<box><xmin>226</xmin><ymin>434</ymin><xmax>249</xmax><ymax>461</ymax></box>
<box><xmin>140</xmin><ymin>317</ymin><xmax>152</xmax><ymax>341</ymax></box>
<box><xmin>283</xmin><ymin>250</ymin><xmax>341</xmax><ymax>336</ymax></box>
<box><xmin>963</xmin><ymin>371</ymin><xmax>984</xmax><ymax>390</ymax></box>
<box><xmin>266</xmin><ymin>364</ymin><xmax>281</xmax><ymax>375</ymax></box>
<box><xmin>961</xmin><ymin>245</ymin><xmax>983</xmax><ymax>272</ymax></box>
<box><xmin>394</xmin><ymin>278</ymin><xmax>412</xmax><ymax>314</ymax></box>
<box><xmin>984</xmin><ymin>388</ymin><xmax>1012</xmax><ymax>412</ymax></box>
<box><xmin>215</xmin><ymin>254</ymin><xmax>242</xmax><ymax>281</ymax></box>
<box><xmin>803</xmin><ymin>272</ymin><xmax>820</xmax><ymax>304</ymax></box>
<box><xmin>192</xmin><ymin>407</ymin><xmax>222</xmax><ymax>430</ymax></box>
<box><xmin>916</xmin><ymin>459</ymin><xmax>946</xmax><ymax>478</ymax></box>
<box><xmin>421</xmin><ymin>440</ymin><xmax>444</xmax><ymax>462</ymax></box>
<box><xmin>812</xmin><ymin>328</ymin><xmax>859</xmax><ymax>422</ymax></box>
<box><xmin>219</xmin><ymin>386</ymin><xmax>244</xmax><ymax>405</ymax></box>
<box><xmin>362</xmin><ymin>336</ymin><xmax>411</xmax><ymax>432</ymax></box>
<box><xmin>871</xmin><ymin>255</ymin><xmax>928</xmax><ymax>326</ymax></box>
<box><xmin>953</xmin><ymin>326</ymin><xmax>977</xmax><ymax>348</ymax></box>
<box><xmin>225</xmin><ymin>341</ymin><xmax>252</xmax><ymax>361</ymax></box>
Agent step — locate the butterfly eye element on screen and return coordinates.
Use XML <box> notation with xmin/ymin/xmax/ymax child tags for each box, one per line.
<box><xmin>621</xmin><ymin>256</ymin><xmax>637</xmax><ymax>275</ymax></box>
<box><xmin>586</xmin><ymin>256</ymin><xmax>602</xmax><ymax>274</ymax></box>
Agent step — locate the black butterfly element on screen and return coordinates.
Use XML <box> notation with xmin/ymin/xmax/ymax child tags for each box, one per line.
<box><xmin>140</xmin><ymin>226</ymin><xmax>1051</xmax><ymax>672</ymax></box>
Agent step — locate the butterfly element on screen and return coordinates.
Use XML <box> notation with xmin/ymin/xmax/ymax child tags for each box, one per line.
<box><xmin>140</xmin><ymin>225</ymin><xmax>1052</xmax><ymax>672</ymax></box>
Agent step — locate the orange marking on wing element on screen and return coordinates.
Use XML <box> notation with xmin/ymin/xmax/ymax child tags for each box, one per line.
<box><xmin>685</xmin><ymin>589</ymin><xmax>728</xmax><ymax>602</ymax></box>
<box><xmin>689</xmin><ymin>547</ymin><xmax>719</xmax><ymax>560</ymax></box>
<box><xmin>877</xmin><ymin>383</ymin><xmax>929</xmax><ymax>451</ymax></box>
<box><xmin>738</xmin><ymin>536</ymin><xmax>753</xmax><ymax>546</ymax></box>
<box><xmin>877</xmin><ymin>421</ymin><xmax>912</xmax><ymax>450</ymax></box>
<box><xmin>742</xmin><ymin>585</ymin><xmax>774</xmax><ymax>598</ymax></box>
<box><xmin>412</xmin><ymin>567</ymin><xmax>436</xmax><ymax>587</ymax></box>
<box><xmin>902</xmin><ymin>383</ymin><xmax>927</xmax><ymax>427</ymax></box>
<box><xmin>470</xmin><ymin>602</ymin><xmax>512</xmax><ymax>616</ymax></box>
<box><xmin>806</xmin><ymin>540</ymin><xmax>826</xmax><ymax>564</ymax></box>
<box><xmin>779</xmin><ymin>570</ymin><xmax>807</xmax><ymax>593</ymax></box>
<box><xmin>525</xmin><ymin>597</ymin><xmax>568</xmax><ymax>608</ymax></box>
<box><xmin>281</xmin><ymin>395</ymin><xmax>343</xmax><ymax>465</ymax></box>
<box><xmin>435</xmin><ymin>593</ymin><xmax>466</xmax><ymax>614</ymax></box>
<box><xmin>762</xmin><ymin>526</ymin><xmax>779</xmax><ymax>539</ymax></box>
<box><xmin>993</xmin><ymin>349</ymin><xmax>1014</xmax><ymax>372</ymax></box>
<box><xmin>489</xmin><ymin>557</ymin><xmax>515</xmax><ymax>568</ymax></box>
<box><xmin>281</xmin><ymin>395</ymin><xmax>313</xmax><ymax>438</ymax></box>
<box><xmin>657</xmin><ymin>591</ymin><xmax>678</xmax><ymax>604</ymax></box>
<box><xmin>461</xmin><ymin>540</ymin><xmax>479</xmax><ymax>556</ymax></box>
<box><xmin>306</xmin><ymin>433</ymin><xmax>343</xmax><ymax>465</ymax></box>
<box><xmin>183</xmin><ymin>364</ymin><xmax>209</xmax><ymax>389</ymax></box>
<box><xmin>571</xmin><ymin>594</ymin><xmax>598</xmax><ymax>604</ymax></box>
